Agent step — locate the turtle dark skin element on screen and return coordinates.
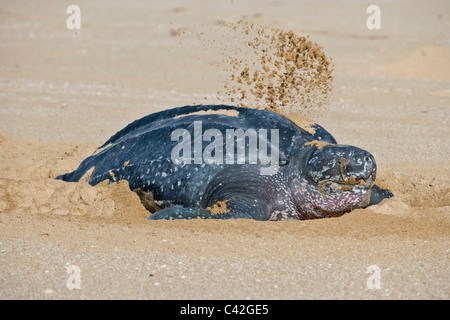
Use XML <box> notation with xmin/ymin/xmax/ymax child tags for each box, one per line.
<box><xmin>57</xmin><ymin>105</ymin><xmax>393</xmax><ymax>220</ymax></box>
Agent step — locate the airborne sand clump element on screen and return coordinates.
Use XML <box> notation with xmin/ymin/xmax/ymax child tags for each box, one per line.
<box><xmin>215</xmin><ymin>21</ymin><xmax>334</xmax><ymax>119</ymax></box>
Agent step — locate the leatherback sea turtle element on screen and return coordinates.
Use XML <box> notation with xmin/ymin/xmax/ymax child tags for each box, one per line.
<box><xmin>57</xmin><ymin>105</ymin><xmax>393</xmax><ymax>220</ymax></box>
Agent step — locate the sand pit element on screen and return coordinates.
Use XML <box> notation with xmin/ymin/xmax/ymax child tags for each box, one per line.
<box><xmin>0</xmin><ymin>0</ymin><xmax>449</xmax><ymax>300</ymax></box>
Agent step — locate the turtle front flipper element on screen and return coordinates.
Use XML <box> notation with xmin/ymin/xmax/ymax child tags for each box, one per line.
<box><xmin>147</xmin><ymin>205</ymin><xmax>233</xmax><ymax>220</ymax></box>
<box><xmin>201</xmin><ymin>165</ymin><xmax>281</xmax><ymax>221</ymax></box>
<box><xmin>367</xmin><ymin>185</ymin><xmax>394</xmax><ymax>206</ymax></box>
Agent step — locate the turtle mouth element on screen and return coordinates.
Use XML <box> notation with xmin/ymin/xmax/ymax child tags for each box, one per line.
<box><xmin>318</xmin><ymin>172</ymin><xmax>375</xmax><ymax>195</ymax></box>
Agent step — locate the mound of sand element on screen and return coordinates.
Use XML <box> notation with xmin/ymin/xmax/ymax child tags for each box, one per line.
<box><xmin>0</xmin><ymin>135</ymin><xmax>148</xmax><ymax>220</ymax></box>
<box><xmin>376</xmin><ymin>45</ymin><xmax>450</xmax><ymax>81</ymax></box>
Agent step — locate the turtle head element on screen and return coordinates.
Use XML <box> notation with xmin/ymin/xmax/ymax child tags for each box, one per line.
<box><xmin>287</xmin><ymin>143</ymin><xmax>385</xmax><ymax>218</ymax></box>
<box><xmin>305</xmin><ymin>144</ymin><xmax>376</xmax><ymax>195</ymax></box>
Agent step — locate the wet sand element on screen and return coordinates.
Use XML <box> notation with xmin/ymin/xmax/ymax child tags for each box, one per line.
<box><xmin>0</xmin><ymin>0</ymin><xmax>449</xmax><ymax>299</ymax></box>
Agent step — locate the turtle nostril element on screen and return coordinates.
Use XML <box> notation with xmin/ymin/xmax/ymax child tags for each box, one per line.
<box><xmin>365</xmin><ymin>156</ymin><xmax>371</xmax><ymax>162</ymax></box>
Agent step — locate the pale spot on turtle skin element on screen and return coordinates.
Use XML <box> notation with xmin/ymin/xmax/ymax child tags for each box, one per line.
<box><xmin>268</xmin><ymin>209</ymin><xmax>295</xmax><ymax>221</ymax></box>
<box><xmin>123</xmin><ymin>160</ymin><xmax>130</xmax><ymax>167</ymax></box>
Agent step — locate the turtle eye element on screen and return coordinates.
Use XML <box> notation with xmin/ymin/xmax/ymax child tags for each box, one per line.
<box><xmin>324</xmin><ymin>181</ymin><xmax>337</xmax><ymax>194</ymax></box>
<box><xmin>318</xmin><ymin>180</ymin><xmax>339</xmax><ymax>195</ymax></box>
